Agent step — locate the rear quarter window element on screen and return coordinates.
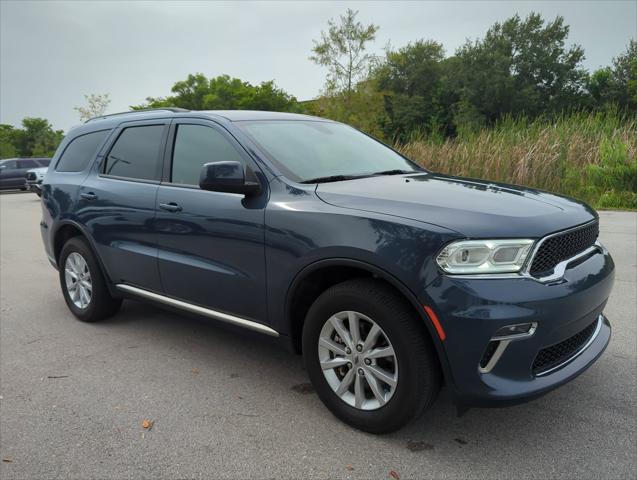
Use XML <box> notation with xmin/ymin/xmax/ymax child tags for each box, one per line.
<box><xmin>56</xmin><ymin>130</ymin><xmax>110</xmax><ymax>172</ymax></box>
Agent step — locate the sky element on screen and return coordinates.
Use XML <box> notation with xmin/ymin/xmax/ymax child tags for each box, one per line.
<box><xmin>1</xmin><ymin>1</ymin><xmax>636</xmax><ymax>132</ymax></box>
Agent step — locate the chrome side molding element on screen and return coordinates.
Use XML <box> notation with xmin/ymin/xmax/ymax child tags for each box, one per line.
<box><xmin>115</xmin><ymin>284</ymin><xmax>279</xmax><ymax>337</ymax></box>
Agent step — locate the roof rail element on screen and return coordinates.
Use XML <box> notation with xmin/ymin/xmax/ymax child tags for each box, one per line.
<box><xmin>85</xmin><ymin>107</ymin><xmax>190</xmax><ymax>123</ymax></box>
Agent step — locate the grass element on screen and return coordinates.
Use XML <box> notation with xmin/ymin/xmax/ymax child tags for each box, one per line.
<box><xmin>397</xmin><ymin>111</ymin><xmax>637</xmax><ymax>210</ymax></box>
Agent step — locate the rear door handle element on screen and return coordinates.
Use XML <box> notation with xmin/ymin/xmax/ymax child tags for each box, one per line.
<box><xmin>80</xmin><ymin>192</ymin><xmax>97</xmax><ymax>201</ymax></box>
<box><xmin>159</xmin><ymin>202</ymin><xmax>183</xmax><ymax>213</ymax></box>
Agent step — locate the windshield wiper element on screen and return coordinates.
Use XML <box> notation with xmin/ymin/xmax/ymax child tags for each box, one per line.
<box><xmin>300</xmin><ymin>174</ymin><xmax>364</xmax><ymax>184</ymax></box>
<box><xmin>300</xmin><ymin>169</ymin><xmax>417</xmax><ymax>184</ymax></box>
<box><xmin>371</xmin><ymin>169</ymin><xmax>415</xmax><ymax>176</ymax></box>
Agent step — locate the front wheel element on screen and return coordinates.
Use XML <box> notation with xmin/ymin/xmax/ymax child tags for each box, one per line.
<box><xmin>302</xmin><ymin>279</ymin><xmax>441</xmax><ymax>433</ymax></box>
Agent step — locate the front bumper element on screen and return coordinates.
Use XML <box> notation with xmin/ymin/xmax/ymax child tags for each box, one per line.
<box><xmin>423</xmin><ymin>245</ymin><xmax>614</xmax><ymax>406</ymax></box>
<box><xmin>26</xmin><ymin>180</ymin><xmax>42</xmax><ymax>193</ymax></box>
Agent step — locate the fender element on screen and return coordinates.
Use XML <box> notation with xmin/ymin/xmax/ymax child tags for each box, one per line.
<box><xmin>285</xmin><ymin>257</ymin><xmax>454</xmax><ymax>385</ymax></box>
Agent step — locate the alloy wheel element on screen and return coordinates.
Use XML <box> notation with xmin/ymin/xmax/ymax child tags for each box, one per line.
<box><xmin>318</xmin><ymin>311</ymin><xmax>398</xmax><ymax>410</ymax></box>
<box><xmin>64</xmin><ymin>252</ymin><xmax>92</xmax><ymax>309</ymax></box>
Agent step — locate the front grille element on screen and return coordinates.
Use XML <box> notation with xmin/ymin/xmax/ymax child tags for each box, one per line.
<box><xmin>532</xmin><ymin>319</ymin><xmax>599</xmax><ymax>375</ymax></box>
<box><xmin>529</xmin><ymin>221</ymin><xmax>599</xmax><ymax>277</ymax></box>
<box><xmin>25</xmin><ymin>172</ymin><xmax>37</xmax><ymax>181</ymax></box>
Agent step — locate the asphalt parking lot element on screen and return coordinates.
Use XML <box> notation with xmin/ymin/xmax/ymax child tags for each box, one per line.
<box><xmin>0</xmin><ymin>191</ymin><xmax>635</xmax><ymax>479</ymax></box>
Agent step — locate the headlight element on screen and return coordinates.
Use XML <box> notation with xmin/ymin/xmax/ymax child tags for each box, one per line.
<box><xmin>436</xmin><ymin>239</ymin><xmax>534</xmax><ymax>274</ymax></box>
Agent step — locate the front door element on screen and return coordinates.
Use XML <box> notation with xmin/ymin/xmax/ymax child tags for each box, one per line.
<box><xmin>154</xmin><ymin>119</ymin><xmax>268</xmax><ymax>323</ymax></box>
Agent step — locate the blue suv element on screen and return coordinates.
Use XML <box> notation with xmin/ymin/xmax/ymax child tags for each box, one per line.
<box><xmin>40</xmin><ymin>109</ymin><xmax>614</xmax><ymax>432</ymax></box>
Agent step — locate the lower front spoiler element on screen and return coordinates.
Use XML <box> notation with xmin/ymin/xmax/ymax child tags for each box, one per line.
<box><xmin>455</xmin><ymin>314</ymin><xmax>611</xmax><ymax>409</ymax></box>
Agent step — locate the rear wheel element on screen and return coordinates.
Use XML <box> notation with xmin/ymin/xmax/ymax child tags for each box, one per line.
<box><xmin>59</xmin><ymin>237</ymin><xmax>122</xmax><ymax>322</ymax></box>
<box><xmin>302</xmin><ymin>279</ymin><xmax>441</xmax><ymax>433</ymax></box>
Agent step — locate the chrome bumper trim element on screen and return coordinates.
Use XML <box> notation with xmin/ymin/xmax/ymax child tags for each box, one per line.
<box><xmin>479</xmin><ymin>322</ymin><xmax>538</xmax><ymax>374</ymax></box>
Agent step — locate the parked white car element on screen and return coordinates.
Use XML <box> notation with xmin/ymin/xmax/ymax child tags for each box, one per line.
<box><xmin>25</xmin><ymin>166</ymin><xmax>49</xmax><ymax>197</ymax></box>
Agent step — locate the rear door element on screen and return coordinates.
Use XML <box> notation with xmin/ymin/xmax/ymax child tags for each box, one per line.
<box><xmin>77</xmin><ymin>120</ymin><xmax>169</xmax><ymax>292</ymax></box>
<box><xmin>0</xmin><ymin>160</ymin><xmax>18</xmax><ymax>188</ymax></box>
<box><xmin>154</xmin><ymin>118</ymin><xmax>268</xmax><ymax>322</ymax></box>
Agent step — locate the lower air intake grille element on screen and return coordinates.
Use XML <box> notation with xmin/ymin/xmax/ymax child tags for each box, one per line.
<box><xmin>532</xmin><ymin>319</ymin><xmax>599</xmax><ymax>375</ymax></box>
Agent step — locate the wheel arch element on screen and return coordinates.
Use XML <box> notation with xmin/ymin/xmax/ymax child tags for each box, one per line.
<box><xmin>285</xmin><ymin>258</ymin><xmax>452</xmax><ymax>381</ymax></box>
<box><xmin>52</xmin><ymin>220</ymin><xmax>118</xmax><ymax>295</ymax></box>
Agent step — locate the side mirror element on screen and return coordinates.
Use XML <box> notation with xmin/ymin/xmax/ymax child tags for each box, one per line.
<box><xmin>199</xmin><ymin>161</ymin><xmax>261</xmax><ymax>196</ymax></box>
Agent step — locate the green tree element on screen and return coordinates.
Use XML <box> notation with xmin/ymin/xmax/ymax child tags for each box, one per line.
<box><xmin>134</xmin><ymin>74</ymin><xmax>299</xmax><ymax>112</ymax></box>
<box><xmin>11</xmin><ymin>118</ymin><xmax>64</xmax><ymax>157</ymax></box>
<box><xmin>302</xmin><ymin>78</ymin><xmax>388</xmax><ymax>138</ymax></box>
<box><xmin>375</xmin><ymin>40</ymin><xmax>451</xmax><ymax>140</ymax></box>
<box><xmin>310</xmin><ymin>9</ymin><xmax>379</xmax><ymax>99</ymax></box>
<box><xmin>588</xmin><ymin>40</ymin><xmax>637</xmax><ymax>111</ymax></box>
<box><xmin>0</xmin><ymin>125</ymin><xmax>18</xmax><ymax>159</ymax></box>
<box><xmin>454</xmin><ymin>13</ymin><xmax>587</xmax><ymax>123</ymax></box>
<box><xmin>587</xmin><ymin>67</ymin><xmax>613</xmax><ymax>106</ymax></box>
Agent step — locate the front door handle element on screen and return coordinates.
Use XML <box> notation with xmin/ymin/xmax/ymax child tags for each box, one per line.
<box><xmin>159</xmin><ymin>202</ymin><xmax>183</xmax><ymax>213</ymax></box>
<box><xmin>80</xmin><ymin>192</ymin><xmax>97</xmax><ymax>201</ymax></box>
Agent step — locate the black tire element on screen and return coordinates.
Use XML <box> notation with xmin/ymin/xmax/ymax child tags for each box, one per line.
<box><xmin>59</xmin><ymin>236</ymin><xmax>122</xmax><ymax>322</ymax></box>
<box><xmin>302</xmin><ymin>278</ymin><xmax>441</xmax><ymax>433</ymax></box>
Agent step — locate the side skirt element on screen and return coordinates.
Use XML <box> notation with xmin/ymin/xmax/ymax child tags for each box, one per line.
<box><xmin>115</xmin><ymin>284</ymin><xmax>279</xmax><ymax>337</ymax></box>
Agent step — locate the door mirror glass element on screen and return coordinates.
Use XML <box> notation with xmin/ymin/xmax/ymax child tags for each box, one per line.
<box><xmin>199</xmin><ymin>161</ymin><xmax>261</xmax><ymax>196</ymax></box>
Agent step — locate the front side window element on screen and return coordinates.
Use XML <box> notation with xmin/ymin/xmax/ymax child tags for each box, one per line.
<box><xmin>171</xmin><ymin>124</ymin><xmax>245</xmax><ymax>186</ymax></box>
<box><xmin>236</xmin><ymin>120</ymin><xmax>419</xmax><ymax>183</ymax></box>
<box><xmin>56</xmin><ymin>130</ymin><xmax>110</xmax><ymax>172</ymax></box>
<box><xmin>103</xmin><ymin>125</ymin><xmax>164</xmax><ymax>181</ymax></box>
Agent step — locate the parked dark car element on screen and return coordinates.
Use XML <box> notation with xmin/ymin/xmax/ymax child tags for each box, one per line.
<box><xmin>40</xmin><ymin>109</ymin><xmax>614</xmax><ymax>433</ymax></box>
<box><xmin>0</xmin><ymin>157</ymin><xmax>50</xmax><ymax>191</ymax></box>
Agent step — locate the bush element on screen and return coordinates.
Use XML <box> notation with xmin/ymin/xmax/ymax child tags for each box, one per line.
<box><xmin>397</xmin><ymin>111</ymin><xmax>636</xmax><ymax>209</ymax></box>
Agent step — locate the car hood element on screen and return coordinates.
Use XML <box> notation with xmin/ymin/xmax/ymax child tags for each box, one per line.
<box><xmin>315</xmin><ymin>173</ymin><xmax>597</xmax><ymax>238</ymax></box>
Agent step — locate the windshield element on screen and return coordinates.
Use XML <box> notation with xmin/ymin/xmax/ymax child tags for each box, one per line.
<box><xmin>236</xmin><ymin>120</ymin><xmax>420</xmax><ymax>183</ymax></box>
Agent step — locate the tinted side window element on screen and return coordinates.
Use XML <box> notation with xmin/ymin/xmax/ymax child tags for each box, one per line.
<box><xmin>36</xmin><ymin>159</ymin><xmax>51</xmax><ymax>167</ymax></box>
<box><xmin>171</xmin><ymin>124</ymin><xmax>245</xmax><ymax>186</ymax></box>
<box><xmin>1</xmin><ymin>160</ymin><xmax>17</xmax><ymax>169</ymax></box>
<box><xmin>104</xmin><ymin>125</ymin><xmax>164</xmax><ymax>181</ymax></box>
<box><xmin>18</xmin><ymin>160</ymin><xmax>38</xmax><ymax>168</ymax></box>
<box><xmin>57</xmin><ymin>130</ymin><xmax>109</xmax><ymax>172</ymax></box>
